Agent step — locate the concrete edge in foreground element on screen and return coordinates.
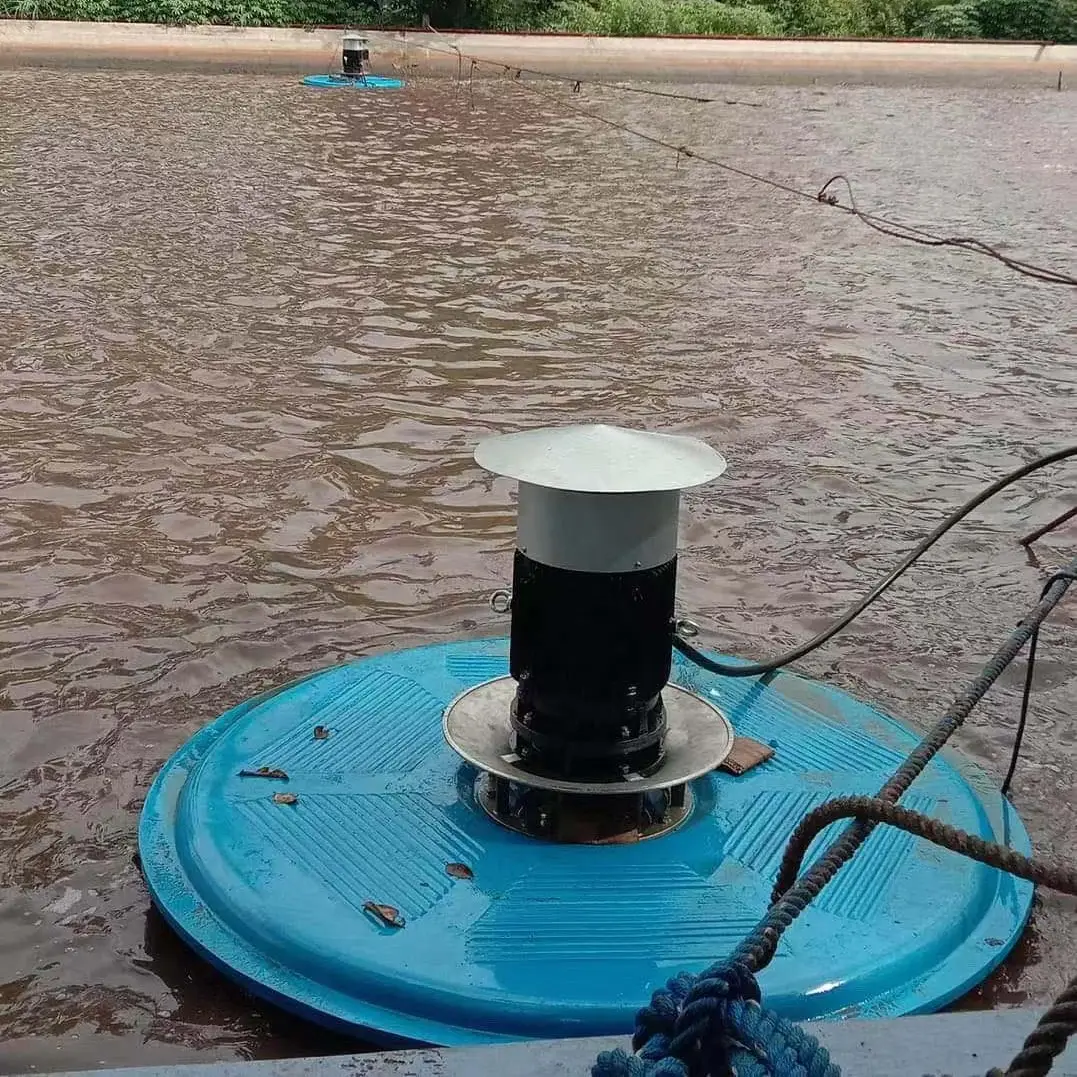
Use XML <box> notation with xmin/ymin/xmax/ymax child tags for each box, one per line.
<box><xmin>12</xmin><ymin>1008</ymin><xmax>1077</xmax><ymax>1077</ymax></box>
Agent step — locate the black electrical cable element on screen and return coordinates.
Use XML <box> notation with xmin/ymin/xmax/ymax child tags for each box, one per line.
<box><xmin>673</xmin><ymin>444</ymin><xmax>1077</xmax><ymax>678</ymax></box>
<box><xmin>1000</xmin><ymin>568</ymin><xmax>1077</xmax><ymax>797</ymax></box>
<box><xmin>1002</xmin><ymin>620</ymin><xmax>1039</xmax><ymax>798</ymax></box>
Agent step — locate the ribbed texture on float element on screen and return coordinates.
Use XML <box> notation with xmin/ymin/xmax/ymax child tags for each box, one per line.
<box><xmin>724</xmin><ymin>790</ymin><xmax>937</xmax><ymax>921</ymax></box>
<box><xmin>468</xmin><ymin>864</ymin><xmax>761</xmax><ymax>963</ymax></box>
<box><xmin>249</xmin><ymin>671</ymin><xmax>444</xmax><ymax>774</ymax></box>
<box><xmin>238</xmin><ymin>792</ymin><xmax>483</xmax><ymax>920</ymax></box>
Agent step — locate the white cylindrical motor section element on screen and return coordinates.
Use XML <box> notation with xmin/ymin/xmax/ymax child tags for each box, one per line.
<box><xmin>517</xmin><ymin>484</ymin><xmax>680</xmax><ymax>574</ymax></box>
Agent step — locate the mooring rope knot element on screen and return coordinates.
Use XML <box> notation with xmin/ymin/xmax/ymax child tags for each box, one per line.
<box><xmin>592</xmin><ymin>962</ymin><xmax>839</xmax><ymax>1077</ymax></box>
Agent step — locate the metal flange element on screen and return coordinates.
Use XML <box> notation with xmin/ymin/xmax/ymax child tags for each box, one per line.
<box><xmin>443</xmin><ymin>677</ymin><xmax>734</xmax><ymax>796</ymax></box>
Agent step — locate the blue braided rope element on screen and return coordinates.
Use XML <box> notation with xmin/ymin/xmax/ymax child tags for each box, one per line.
<box><xmin>592</xmin><ymin>962</ymin><xmax>839</xmax><ymax>1077</ymax></box>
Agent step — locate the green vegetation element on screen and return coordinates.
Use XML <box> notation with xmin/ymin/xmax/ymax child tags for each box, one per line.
<box><xmin>2</xmin><ymin>0</ymin><xmax>1073</xmax><ymax>44</ymax></box>
<box><xmin>552</xmin><ymin>0</ymin><xmax>781</xmax><ymax>36</ymax></box>
<box><xmin>547</xmin><ymin>0</ymin><xmax>1077</xmax><ymax>39</ymax></box>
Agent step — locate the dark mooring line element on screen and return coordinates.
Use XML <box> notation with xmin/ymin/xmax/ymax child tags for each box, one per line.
<box><xmin>414</xmin><ymin>34</ymin><xmax>1077</xmax><ymax>289</ymax></box>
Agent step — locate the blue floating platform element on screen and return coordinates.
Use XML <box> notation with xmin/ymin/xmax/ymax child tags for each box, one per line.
<box><xmin>303</xmin><ymin>74</ymin><xmax>405</xmax><ymax>89</ymax></box>
<box><xmin>139</xmin><ymin>638</ymin><xmax>1033</xmax><ymax>1046</ymax></box>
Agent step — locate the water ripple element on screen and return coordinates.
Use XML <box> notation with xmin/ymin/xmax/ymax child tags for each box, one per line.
<box><xmin>0</xmin><ymin>69</ymin><xmax>1074</xmax><ymax>1071</ymax></box>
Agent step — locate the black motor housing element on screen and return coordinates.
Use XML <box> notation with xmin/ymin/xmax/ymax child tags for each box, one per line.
<box><xmin>342</xmin><ymin>35</ymin><xmax>369</xmax><ymax>76</ymax></box>
<box><xmin>508</xmin><ymin>549</ymin><xmax>676</xmax><ymax>781</ymax></box>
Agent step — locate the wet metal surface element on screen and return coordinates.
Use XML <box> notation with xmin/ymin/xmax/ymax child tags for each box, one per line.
<box><xmin>0</xmin><ymin>69</ymin><xmax>1074</xmax><ymax>1073</ymax></box>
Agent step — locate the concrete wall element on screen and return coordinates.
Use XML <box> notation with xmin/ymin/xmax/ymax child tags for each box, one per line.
<box><xmin>9</xmin><ymin>1008</ymin><xmax>1077</xmax><ymax>1077</ymax></box>
<box><xmin>1</xmin><ymin>20</ymin><xmax>1076</xmax><ymax>84</ymax></box>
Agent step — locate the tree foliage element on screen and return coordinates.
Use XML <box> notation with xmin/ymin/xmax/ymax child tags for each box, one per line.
<box><xmin>1</xmin><ymin>0</ymin><xmax>1072</xmax><ymax>44</ymax></box>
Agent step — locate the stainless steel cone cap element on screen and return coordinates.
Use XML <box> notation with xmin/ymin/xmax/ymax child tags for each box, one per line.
<box><xmin>476</xmin><ymin>425</ymin><xmax>727</xmax><ymax>573</ymax></box>
<box><xmin>475</xmin><ymin>423</ymin><xmax>727</xmax><ymax>494</ymax></box>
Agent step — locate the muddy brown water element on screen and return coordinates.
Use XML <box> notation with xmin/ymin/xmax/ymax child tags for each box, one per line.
<box><xmin>0</xmin><ymin>67</ymin><xmax>1075</xmax><ymax>1074</ymax></box>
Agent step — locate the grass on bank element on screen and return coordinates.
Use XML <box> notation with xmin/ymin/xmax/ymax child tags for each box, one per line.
<box><xmin>1</xmin><ymin>0</ymin><xmax>1073</xmax><ymax>45</ymax></box>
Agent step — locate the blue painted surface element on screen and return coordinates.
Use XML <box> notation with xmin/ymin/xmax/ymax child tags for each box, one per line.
<box><xmin>138</xmin><ymin>638</ymin><xmax>1034</xmax><ymax>1047</ymax></box>
<box><xmin>302</xmin><ymin>74</ymin><xmax>405</xmax><ymax>89</ymax></box>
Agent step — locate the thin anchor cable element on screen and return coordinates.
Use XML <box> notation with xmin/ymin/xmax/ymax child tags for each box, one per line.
<box><xmin>1003</xmin><ymin>620</ymin><xmax>1040</xmax><ymax>798</ymax></box>
<box><xmin>1000</xmin><ymin>569</ymin><xmax>1077</xmax><ymax>796</ymax></box>
<box><xmin>816</xmin><ymin>174</ymin><xmax>1077</xmax><ymax>287</ymax></box>
<box><xmin>1021</xmin><ymin>503</ymin><xmax>1077</xmax><ymax>547</ymax></box>
<box><xmin>415</xmin><ymin>29</ymin><xmax>717</xmax><ymax>102</ymax></box>
<box><xmin>460</xmin><ymin>69</ymin><xmax>1077</xmax><ymax>287</ymax></box>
